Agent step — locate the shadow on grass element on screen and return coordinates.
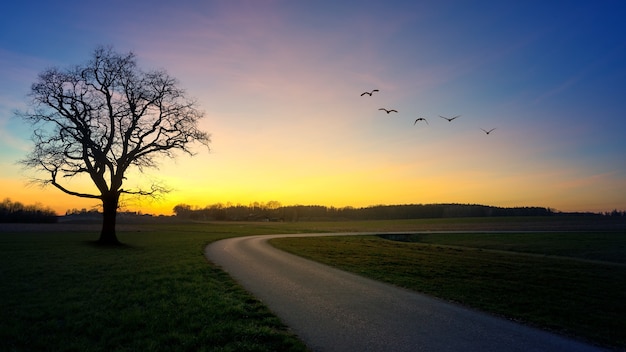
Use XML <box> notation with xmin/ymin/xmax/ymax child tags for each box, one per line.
<box><xmin>82</xmin><ymin>240</ymin><xmax>139</xmax><ymax>250</ymax></box>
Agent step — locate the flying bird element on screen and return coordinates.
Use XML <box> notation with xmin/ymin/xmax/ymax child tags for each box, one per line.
<box><xmin>414</xmin><ymin>118</ymin><xmax>428</xmax><ymax>125</ymax></box>
<box><xmin>379</xmin><ymin>108</ymin><xmax>398</xmax><ymax>114</ymax></box>
<box><xmin>481</xmin><ymin>128</ymin><xmax>496</xmax><ymax>134</ymax></box>
<box><xmin>361</xmin><ymin>89</ymin><xmax>379</xmax><ymax>96</ymax></box>
<box><xmin>439</xmin><ymin>115</ymin><xmax>461</xmax><ymax>122</ymax></box>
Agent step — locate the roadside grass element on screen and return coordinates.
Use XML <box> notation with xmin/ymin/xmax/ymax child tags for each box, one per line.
<box><xmin>0</xmin><ymin>223</ymin><xmax>310</xmax><ymax>352</ymax></box>
<box><xmin>270</xmin><ymin>232</ymin><xmax>626</xmax><ymax>350</ymax></box>
<box><xmin>402</xmin><ymin>232</ymin><xmax>626</xmax><ymax>263</ymax></box>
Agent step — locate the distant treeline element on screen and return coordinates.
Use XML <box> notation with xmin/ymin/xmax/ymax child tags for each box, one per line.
<box><xmin>0</xmin><ymin>198</ymin><xmax>57</xmax><ymax>223</ymax></box>
<box><xmin>173</xmin><ymin>202</ymin><xmax>570</xmax><ymax>221</ymax></box>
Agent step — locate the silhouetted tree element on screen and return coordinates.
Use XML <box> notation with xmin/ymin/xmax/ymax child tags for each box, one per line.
<box><xmin>18</xmin><ymin>46</ymin><xmax>210</xmax><ymax>244</ymax></box>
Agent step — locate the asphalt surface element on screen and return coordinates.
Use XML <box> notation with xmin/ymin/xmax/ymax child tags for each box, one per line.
<box><xmin>205</xmin><ymin>233</ymin><xmax>609</xmax><ymax>352</ymax></box>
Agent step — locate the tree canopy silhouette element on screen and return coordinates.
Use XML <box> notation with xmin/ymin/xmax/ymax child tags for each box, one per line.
<box><xmin>18</xmin><ymin>46</ymin><xmax>210</xmax><ymax>244</ymax></box>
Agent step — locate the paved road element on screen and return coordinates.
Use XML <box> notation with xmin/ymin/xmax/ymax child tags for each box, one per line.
<box><xmin>205</xmin><ymin>233</ymin><xmax>608</xmax><ymax>352</ymax></box>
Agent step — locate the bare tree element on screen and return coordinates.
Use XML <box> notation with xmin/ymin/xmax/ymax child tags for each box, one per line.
<box><xmin>18</xmin><ymin>46</ymin><xmax>210</xmax><ymax>245</ymax></box>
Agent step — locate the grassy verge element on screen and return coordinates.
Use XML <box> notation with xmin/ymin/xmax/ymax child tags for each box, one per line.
<box><xmin>270</xmin><ymin>232</ymin><xmax>626</xmax><ymax>350</ymax></box>
<box><xmin>0</xmin><ymin>223</ymin><xmax>310</xmax><ymax>352</ymax></box>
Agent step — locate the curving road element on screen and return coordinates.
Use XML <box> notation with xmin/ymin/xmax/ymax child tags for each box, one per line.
<box><xmin>205</xmin><ymin>233</ymin><xmax>608</xmax><ymax>352</ymax></box>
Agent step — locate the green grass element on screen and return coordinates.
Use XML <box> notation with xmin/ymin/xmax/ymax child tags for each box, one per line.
<box><xmin>270</xmin><ymin>231</ymin><xmax>626</xmax><ymax>350</ymax></box>
<box><xmin>402</xmin><ymin>232</ymin><xmax>626</xmax><ymax>263</ymax></box>
<box><xmin>2</xmin><ymin>218</ymin><xmax>624</xmax><ymax>351</ymax></box>
<box><xmin>0</xmin><ymin>223</ymin><xmax>310</xmax><ymax>352</ymax></box>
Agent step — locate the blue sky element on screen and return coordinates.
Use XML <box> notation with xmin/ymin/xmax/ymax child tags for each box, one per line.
<box><xmin>1</xmin><ymin>0</ymin><xmax>625</xmax><ymax>214</ymax></box>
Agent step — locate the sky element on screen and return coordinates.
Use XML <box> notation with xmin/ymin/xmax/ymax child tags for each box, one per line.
<box><xmin>1</xmin><ymin>0</ymin><xmax>625</xmax><ymax>215</ymax></box>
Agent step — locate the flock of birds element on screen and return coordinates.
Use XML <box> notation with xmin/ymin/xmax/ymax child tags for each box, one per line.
<box><xmin>360</xmin><ymin>89</ymin><xmax>496</xmax><ymax>135</ymax></box>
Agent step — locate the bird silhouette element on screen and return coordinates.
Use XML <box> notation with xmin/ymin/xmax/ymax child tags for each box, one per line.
<box><xmin>414</xmin><ymin>118</ymin><xmax>428</xmax><ymax>125</ymax></box>
<box><xmin>379</xmin><ymin>108</ymin><xmax>398</xmax><ymax>114</ymax></box>
<box><xmin>439</xmin><ymin>115</ymin><xmax>461</xmax><ymax>122</ymax></box>
<box><xmin>361</xmin><ymin>89</ymin><xmax>379</xmax><ymax>96</ymax></box>
<box><xmin>481</xmin><ymin>128</ymin><xmax>496</xmax><ymax>134</ymax></box>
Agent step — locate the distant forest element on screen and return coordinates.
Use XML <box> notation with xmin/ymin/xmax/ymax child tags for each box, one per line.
<box><xmin>0</xmin><ymin>198</ymin><xmax>57</xmax><ymax>223</ymax></box>
<box><xmin>172</xmin><ymin>202</ymin><xmax>625</xmax><ymax>222</ymax></box>
<box><xmin>2</xmin><ymin>197</ymin><xmax>624</xmax><ymax>223</ymax></box>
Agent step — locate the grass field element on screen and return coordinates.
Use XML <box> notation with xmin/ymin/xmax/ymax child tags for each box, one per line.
<box><xmin>0</xmin><ymin>222</ymin><xmax>311</xmax><ymax>352</ymax></box>
<box><xmin>1</xmin><ymin>217</ymin><xmax>624</xmax><ymax>351</ymax></box>
<box><xmin>271</xmin><ymin>230</ymin><xmax>626</xmax><ymax>350</ymax></box>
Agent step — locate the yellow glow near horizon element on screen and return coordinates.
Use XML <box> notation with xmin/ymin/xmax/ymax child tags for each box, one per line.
<box><xmin>4</xmin><ymin>127</ymin><xmax>626</xmax><ymax>216</ymax></box>
<box><xmin>4</xmin><ymin>118</ymin><xmax>626</xmax><ymax>218</ymax></box>
<box><xmin>5</xmin><ymin>165</ymin><xmax>626</xmax><ymax>216</ymax></box>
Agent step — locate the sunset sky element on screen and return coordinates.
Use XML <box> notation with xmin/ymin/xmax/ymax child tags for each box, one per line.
<box><xmin>1</xmin><ymin>1</ymin><xmax>625</xmax><ymax>215</ymax></box>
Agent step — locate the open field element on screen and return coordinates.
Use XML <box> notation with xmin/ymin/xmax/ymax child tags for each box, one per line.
<box><xmin>0</xmin><ymin>222</ymin><xmax>310</xmax><ymax>352</ymax></box>
<box><xmin>1</xmin><ymin>217</ymin><xmax>625</xmax><ymax>351</ymax></box>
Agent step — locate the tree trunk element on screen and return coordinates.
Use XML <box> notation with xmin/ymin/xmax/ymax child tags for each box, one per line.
<box><xmin>98</xmin><ymin>192</ymin><xmax>121</xmax><ymax>245</ymax></box>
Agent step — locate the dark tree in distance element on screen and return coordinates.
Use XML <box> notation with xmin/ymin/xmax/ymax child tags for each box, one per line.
<box><xmin>18</xmin><ymin>46</ymin><xmax>210</xmax><ymax>245</ymax></box>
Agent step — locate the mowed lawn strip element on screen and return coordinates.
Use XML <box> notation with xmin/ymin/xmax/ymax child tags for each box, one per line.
<box><xmin>0</xmin><ymin>224</ymin><xmax>310</xmax><ymax>352</ymax></box>
<box><xmin>270</xmin><ymin>233</ymin><xmax>626</xmax><ymax>350</ymax></box>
